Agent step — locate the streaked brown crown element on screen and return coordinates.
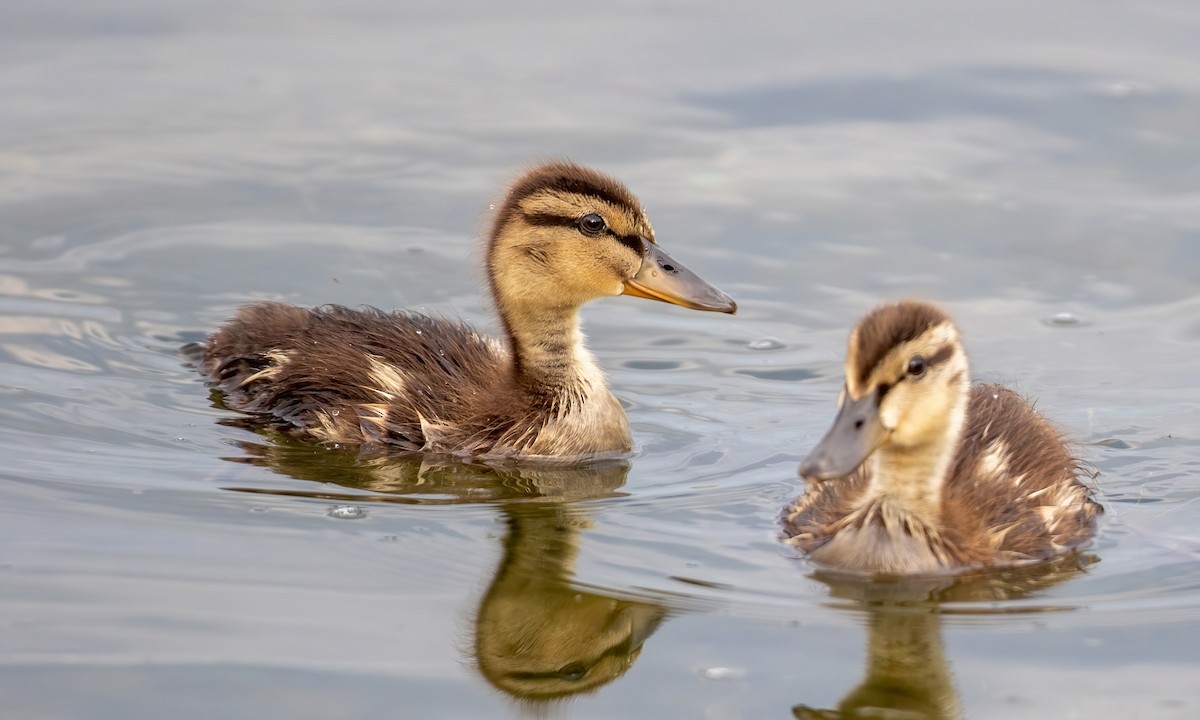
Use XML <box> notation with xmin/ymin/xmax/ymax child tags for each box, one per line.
<box><xmin>848</xmin><ymin>300</ymin><xmax>952</xmax><ymax>387</ymax></box>
<box><xmin>490</xmin><ymin>161</ymin><xmax>646</xmax><ymax>244</ymax></box>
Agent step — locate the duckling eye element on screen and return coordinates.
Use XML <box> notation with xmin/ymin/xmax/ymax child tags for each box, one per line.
<box><xmin>559</xmin><ymin>663</ymin><xmax>588</xmax><ymax>681</ymax></box>
<box><xmin>907</xmin><ymin>356</ymin><xmax>927</xmax><ymax>377</ymax></box>
<box><xmin>578</xmin><ymin>213</ymin><xmax>607</xmax><ymax>236</ymax></box>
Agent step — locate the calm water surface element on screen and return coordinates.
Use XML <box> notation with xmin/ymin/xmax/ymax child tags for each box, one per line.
<box><xmin>2</xmin><ymin>1</ymin><xmax>1199</xmax><ymax>718</ymax></box>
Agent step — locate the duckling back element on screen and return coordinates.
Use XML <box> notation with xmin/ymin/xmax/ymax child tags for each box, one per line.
<box><xmin>200</xmin><ymin>301</ymin><xmax>636</xmax><ymax>457</ymax></box>
<box><xmin>943</xmin><ymin>384</ymin><xmax>1101</xmax><ymax>562</ymax></box>
<box><xmin>201</xmin><ymin>302</ymin><xmax>516</xmax><ymax>452</ymax></box>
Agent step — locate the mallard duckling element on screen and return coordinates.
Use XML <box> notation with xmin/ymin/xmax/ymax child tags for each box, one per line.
<box><xmin>195</xmin><ymin>162</ymin><xmax>736</xmax><ymax>460</ymax></box>
<box><xmin>782</xmin><ymin>300</ymin><xmax>1102</xmax><ymax>574</ymax></box>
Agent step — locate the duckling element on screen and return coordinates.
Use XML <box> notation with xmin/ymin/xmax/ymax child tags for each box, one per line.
<box><xmin>782</xmin><ymin>300</ymin><xmax>1102</xmax><ymax>575</ymax></box>
<box><xmin>194</xmin><ymin>162</ymin><xmax>736</xmax><ymax>460</ymax></box>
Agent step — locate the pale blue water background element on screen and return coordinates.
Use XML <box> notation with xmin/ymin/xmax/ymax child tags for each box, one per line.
<box><xmin>2</xmin><ymin>1</ymin><xmax>1199</xmax><ymax>717</ymax></box>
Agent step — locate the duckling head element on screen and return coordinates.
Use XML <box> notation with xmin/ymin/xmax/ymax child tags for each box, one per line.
<box><xmin>799</xmin><ymin>300</ymin><xmax>970</xmax><ymax>482</ymax></box>
<box><xmin>486</xmin><ymin>162</ymin><xmax>736</xmax><ymax>318</ymax></box>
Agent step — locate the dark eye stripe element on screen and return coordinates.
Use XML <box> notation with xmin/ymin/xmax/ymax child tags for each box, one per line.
<box><xmin>524</xmin><ymin>212</ymin><xmax>578</xmax><ymax>229</ymax></box>
<box><xmin>876</xmin><ymin>382</ymin><xmax>892</xmax><ymax>401</ymax></box>
<box><xmin>611</xmin><ymin>232</ymin><xmax>644</xmax><ymax>254</ymax></box>
<box><xmin>524</xmin><ymin>212</ymin><xmax>645</xmax><ymax>254</ymax></box>
<box><xmin>875</xmin><ymin>344</ymin><xmax>955</xmax><ymax>397</ymax></box>
<box><xmin>926</xmin><ymin>343</ymin><xmax>956</xmax><ymax>369</ymax></box>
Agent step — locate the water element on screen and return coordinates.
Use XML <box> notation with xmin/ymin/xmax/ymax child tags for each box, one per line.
<box><xmin>2</xmin><ymin>1</ymin><xmax>1199</xmax><ymax>717</ymax></box>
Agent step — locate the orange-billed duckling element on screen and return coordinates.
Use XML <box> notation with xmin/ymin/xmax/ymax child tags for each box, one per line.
<box><xmin>194</xmin><ymin>162</ymin><xmax>735</xmax><ymax>460</ymax></box>
<box><xmin>782</xmin><ymin>300</ymin><xmax>1102</xmax><ymax>575</ymax></box>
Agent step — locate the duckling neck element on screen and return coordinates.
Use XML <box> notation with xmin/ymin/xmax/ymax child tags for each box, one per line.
<box><xmin>501</xmin><ymin>303</ymin><xmax>601</xmax><ymax>397</ymax></box>
<box><xmin>866</xmin><ymin>418</ymin><xmax>964</xmax><ymax>524</ymax></box>
<box><xmin>498</xmin><ymin>505</ymin><xmax>584</xmax><ymax>584</ymax></box>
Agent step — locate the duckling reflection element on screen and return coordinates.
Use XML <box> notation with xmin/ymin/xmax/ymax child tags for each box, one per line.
<box><xmin>217</xmin><ymin>439</ymin><xmax>667</xmax><ymax>703</ymax></box>
<box><xmin>793</xmin><ymin>555</ymin><xmax>1095</xmax><ymax>719</ymax></box>
<box><xmin>476</xmin><ymin>501</ymin><xmax>666</xmax><ymax>701</ymax></box>
<box><xmin>793</xmin><ymin>608</ymin><xmax>958</xmax><ymax>720</ymax></box>
<box><xmin>219</xmin><ymin>429</ymin><xmax>634</xmax><ymax>504</ymax></box>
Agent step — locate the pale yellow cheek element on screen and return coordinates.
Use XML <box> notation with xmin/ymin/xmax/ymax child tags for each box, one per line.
<box><xmin>574</xmin><ymin>273</ymin><xmax>622</xmax><ymax>300</ymax></box>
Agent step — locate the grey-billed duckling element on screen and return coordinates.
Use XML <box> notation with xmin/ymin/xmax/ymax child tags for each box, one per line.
<box><xmin>195</xmin><ymin>162</ymin><xmax>736</xmax><ymax>460</ymax></box>
<box><xmin>782</xmin><ymin>300</ymin><xmax>1101</xmax><ymax>574</ymax></box>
